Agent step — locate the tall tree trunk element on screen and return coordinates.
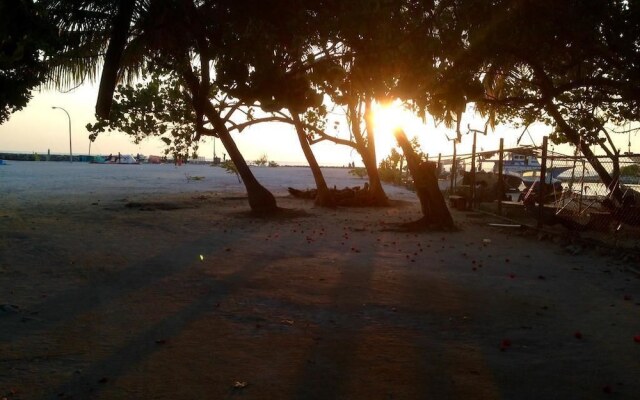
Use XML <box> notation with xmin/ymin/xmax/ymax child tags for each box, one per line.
<box><xmin>363</xmin><ymin>99</ymin><xmax>389</xmax><ymax>205</ymax></box>
<box><xmin>395</xmin><ymin>129</ymin><xmax>454</xmax><ymax>229</ymax></box>
<box><xmin>209</xmin><ymin>110</ymin><xmax>278</xmax><ymax>214</ymax></box>
<box><xmin>182</xmin><ymin>70</ymin><xmax>277</xmax><ymax>214</ymax></box>
<box><xmin>544</xmin><ymin>101</ymin><xmax>623</xmax><ymax>203</ymax></box>
<box><xmin>291</xmin><ymin>113</ymin><xmax>334</xmax><ymax>207</ymax></box>
<box><xmin>533</xmin><ymin>64</ymin><xmax>623</xmax><ymax>204</ymax></box>
<box><xmin>96</xmin><ymin>0</ymin><xmax>135</xmax><ymax>119</ymax></box>
<box><xmin>348</xmin><ymin>100</ymin><xmax>389</xmax><ymax>206</ymax></box>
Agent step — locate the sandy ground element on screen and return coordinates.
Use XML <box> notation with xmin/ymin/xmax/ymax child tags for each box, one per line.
<box><xmin>1</xmin><ymin>162</ymin><xmax>640</xmax><ymax>399</ymax></box>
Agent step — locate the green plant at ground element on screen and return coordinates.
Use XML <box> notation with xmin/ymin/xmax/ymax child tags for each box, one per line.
<box><xmin>221</xmin><ymin>160</ymin><xmax>241</xmax><ymax>183</ymax></box>
<box><xmin>378</xmin><ymin>148</ymin><xmax>403</xmax><ymax>184</ymax></box>
<box><xmin>254</xmin><ymin>154</ymin><xmax>268</xmax><ymax>166</ymax></box>
<box><xmin>349</xmin><ymin>167</ymin><xmax>368</xmax><ymax>179</ymax></box>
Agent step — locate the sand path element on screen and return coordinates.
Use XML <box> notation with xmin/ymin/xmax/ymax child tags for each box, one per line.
<box><xmin>1</xmin><ymin>163</ymin><xmax>639</xmax><ymax>399</ymax></box>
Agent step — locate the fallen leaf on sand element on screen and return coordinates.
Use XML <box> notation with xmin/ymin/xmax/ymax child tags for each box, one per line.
<box><xmin>233</xmin><ymin>381</ymin><xmax>248</xmax><ymax>389</ymax></box>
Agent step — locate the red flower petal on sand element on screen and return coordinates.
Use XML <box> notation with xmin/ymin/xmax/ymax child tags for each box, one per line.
<box><xmin>500</xmin><ymin>339</ymin><xmax>511</xmax><ymax>350</ymax></box>
<box><xmin>633</xmin><ymin>335</ymin><xmax>640</xmax><ymax>343</ymax></box>
<box><xmin>574</xmin><ymin>331</ymin><xmax>583</xmax><ymax>339</ymax></box>
<box><xmin>602</xmin><ymin>384</ymin><xmax>612</xmax><ymax>394</ymax></box>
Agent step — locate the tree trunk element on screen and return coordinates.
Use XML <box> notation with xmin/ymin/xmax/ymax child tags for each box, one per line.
<box><xmin>96</xmin><ymin>0</ymin><xmax>135</xmax><ymax>119</ymax></box>
<box><xmin>362</xmin><ymin>99</ymin><xmax>389</xmax><ymax>205</ymax></box>
<box><xmin>209</xmin><ymin>111</ymin><xmax>278</xmax><ymax>214</ymax></box>
<box><xmin>395</xmin><ymin>129</ymin><xmax>454</xmax><ymax>229</ymax></box>
<box><xmin>544</xmin><ymin>101</ymin><xmax>624</xmax><ymax>204</ymax></box>
<box><xmin>533</xmin><ymin>65</ymin><xmax>624</xmax><ymax>205</ymax></box>
<box><xmin>291</xmin><ymin>113</ymin><xmax>335</xmax><ymax>207</ymax></box>
<box><xmin>181</xmin><ymin>70</ymin><xmax>277</xmax><ymax>214</ymax></box>
<box><xmin>348</xmin><ymin>100</ymin><xmax>389</xmax><ymax>206</ymax></box>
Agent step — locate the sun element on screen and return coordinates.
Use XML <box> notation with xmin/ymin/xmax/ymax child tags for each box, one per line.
<box><xmin>372</xmin><ymin>101</ymin><xmax>412</xmax><ymax>135</ymax></box>
<box><xmin>371</xmin><ymin>101</ymin><xmax>415</xmax><ymax>158</ymax></box>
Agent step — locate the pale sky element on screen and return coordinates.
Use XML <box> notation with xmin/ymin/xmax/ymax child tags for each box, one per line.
<box><xmin>1</xmin><ymin>84</ymin><xmax>634</xmax><ymax>166</ymax></box>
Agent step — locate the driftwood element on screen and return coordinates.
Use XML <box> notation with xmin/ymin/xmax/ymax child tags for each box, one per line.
<box><xmin>288</xmin><ymin>184</ymin><xmax>379</xmax><ymax>207</ymax></box>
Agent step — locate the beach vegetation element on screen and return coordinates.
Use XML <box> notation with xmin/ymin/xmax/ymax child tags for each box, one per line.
<box><xmin>254</xmin><ymin>154</ymin><xmax>268</xmax><ymax>167</ymax></box>
<box><xmin>378</xmin><ymin>148</ymin><xmax>404</xmax><ymax>184</ymax></box>
<box><xmin>348</xmin><ymin>167</ymin><xmax>368</xmax><ymax>180</ymax></box>
<box><xmin>221</xmin><ymin>160</ymin><xmax>241</xmax><ymax>183</ymax></box>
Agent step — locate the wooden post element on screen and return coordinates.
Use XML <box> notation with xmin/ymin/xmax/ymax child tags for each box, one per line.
<box><xmin>498</xmin><ymin>138</ymin><xmax>504</xmax><ymax>215</ymax></box>
<box><xmin>450</xmin><ymin>141</ymin><xmax>457</xmax><ymax>194</ymax></box>
<box><xmin>470</xmin><ymin>130</ymin><xmax>477</xmax><ymax>208</ymax></box>
<box><xmin>437</xmin><ymin>153</ymin><xmax>442</xmax><ymax>176</ymax></box>
<box><xmin>579</xmin><ymin>160</ymin><xmax>586</xmax><ymax>214</ymax></box>
<box><xmin>537</xmin><ymin>136</ymin><xmax>548</xmax><ymax>229</ymax></box>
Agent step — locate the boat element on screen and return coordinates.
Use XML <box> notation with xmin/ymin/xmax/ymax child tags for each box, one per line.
<box><xmin>492</xmin><ymin>152</ymin><xmax>542</xmax><ymax>175</ymax></box>
<box><xmin>520</xmin><ymin>167</ymin><xmax>574</xmax><ymax>187</ymax></box>
<box><xmin>488</xmin><ymin>149</ymin><xmax>573</xmax><ymax>186</ymax></box>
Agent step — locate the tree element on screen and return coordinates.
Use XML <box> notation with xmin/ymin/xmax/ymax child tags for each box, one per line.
<box><xmin>47</xmin><ymin>0</ymin><xmax>279</xmax><ymax>214</ymax></box>
<box><xmin>307</xmin><ymin>36</ymin><xmax>394</xmax><ymax>206</ymax></box>
<box><xmin>433</xmin><ymin>0</ymin><xmax>640</xmax><ymax>207</ymax></box>
<box><xmin>395</xmin><ymin>129</ymin><xmax>454</xmax><ymax>230</ymax></box>
<box><xmin>0</xmin><ymin>0</ymin><xmax>57</xmax><ymax>123</ymax></box>
<box><xmin>86</xmin><ymin>72</ymin><xmax>202</xmax><ymax>161</ymax></box>
<box><xmin>207</xmin><ymin>1</ymin><xmax>339</xmax><ymax>207</ymax></box>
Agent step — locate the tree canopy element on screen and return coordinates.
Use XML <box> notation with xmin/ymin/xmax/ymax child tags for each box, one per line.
<box><xmin>0</xmin><ymin>0</ymin><xmax>57</xmax><ymax>123</ymax></box>
<box><xmin>426</xmin><ymin>0</ymin><xmax>640</xmax><ymax>197</ymax></box>
<box><xmin>7</xmin><ymin>0</ymin><xmax>640</xmax><ymax>214</ymax></box>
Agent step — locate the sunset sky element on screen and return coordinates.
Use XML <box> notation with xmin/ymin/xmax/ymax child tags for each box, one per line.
<box><xmin>1</xmin><ymin>83</ymin><xmax>632</xmax><ymax>166</ymax></box>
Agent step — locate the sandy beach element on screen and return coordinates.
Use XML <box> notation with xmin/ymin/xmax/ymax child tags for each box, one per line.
<box><xmin>1</xmin><ymin>162</ymin><xmax>639</xmax><ymax>399</ymax></box>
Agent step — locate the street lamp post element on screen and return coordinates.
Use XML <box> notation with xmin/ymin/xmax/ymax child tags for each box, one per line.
<box><xmin>52</xmin><ymin>106</ymin><xmax>72</xmax><ymax>162</ymax></box>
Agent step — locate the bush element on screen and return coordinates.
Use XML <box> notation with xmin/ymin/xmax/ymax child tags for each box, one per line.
<box><xmin>378</xmin><ymin>167</ymin><xmax>402</xmax><ymax>184</ymax></box>
<box><xmin>349</xmin><ymin>167</ymin><xmax>368</xmax><ymax>179</ymax></box>
<box><xmin>621</xmin><ymin>164</ymin><xmax>640</xmax><ymax>176</ymax></box>
<box><xmin>221</xmin><ymin>160</ymin><xmax>241</xmax><ymax>182</ymax></box>
<box><xmin>254</xmin><ymin>154</ymin><xmax>268</xmax><ymax>166</ymax></box>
